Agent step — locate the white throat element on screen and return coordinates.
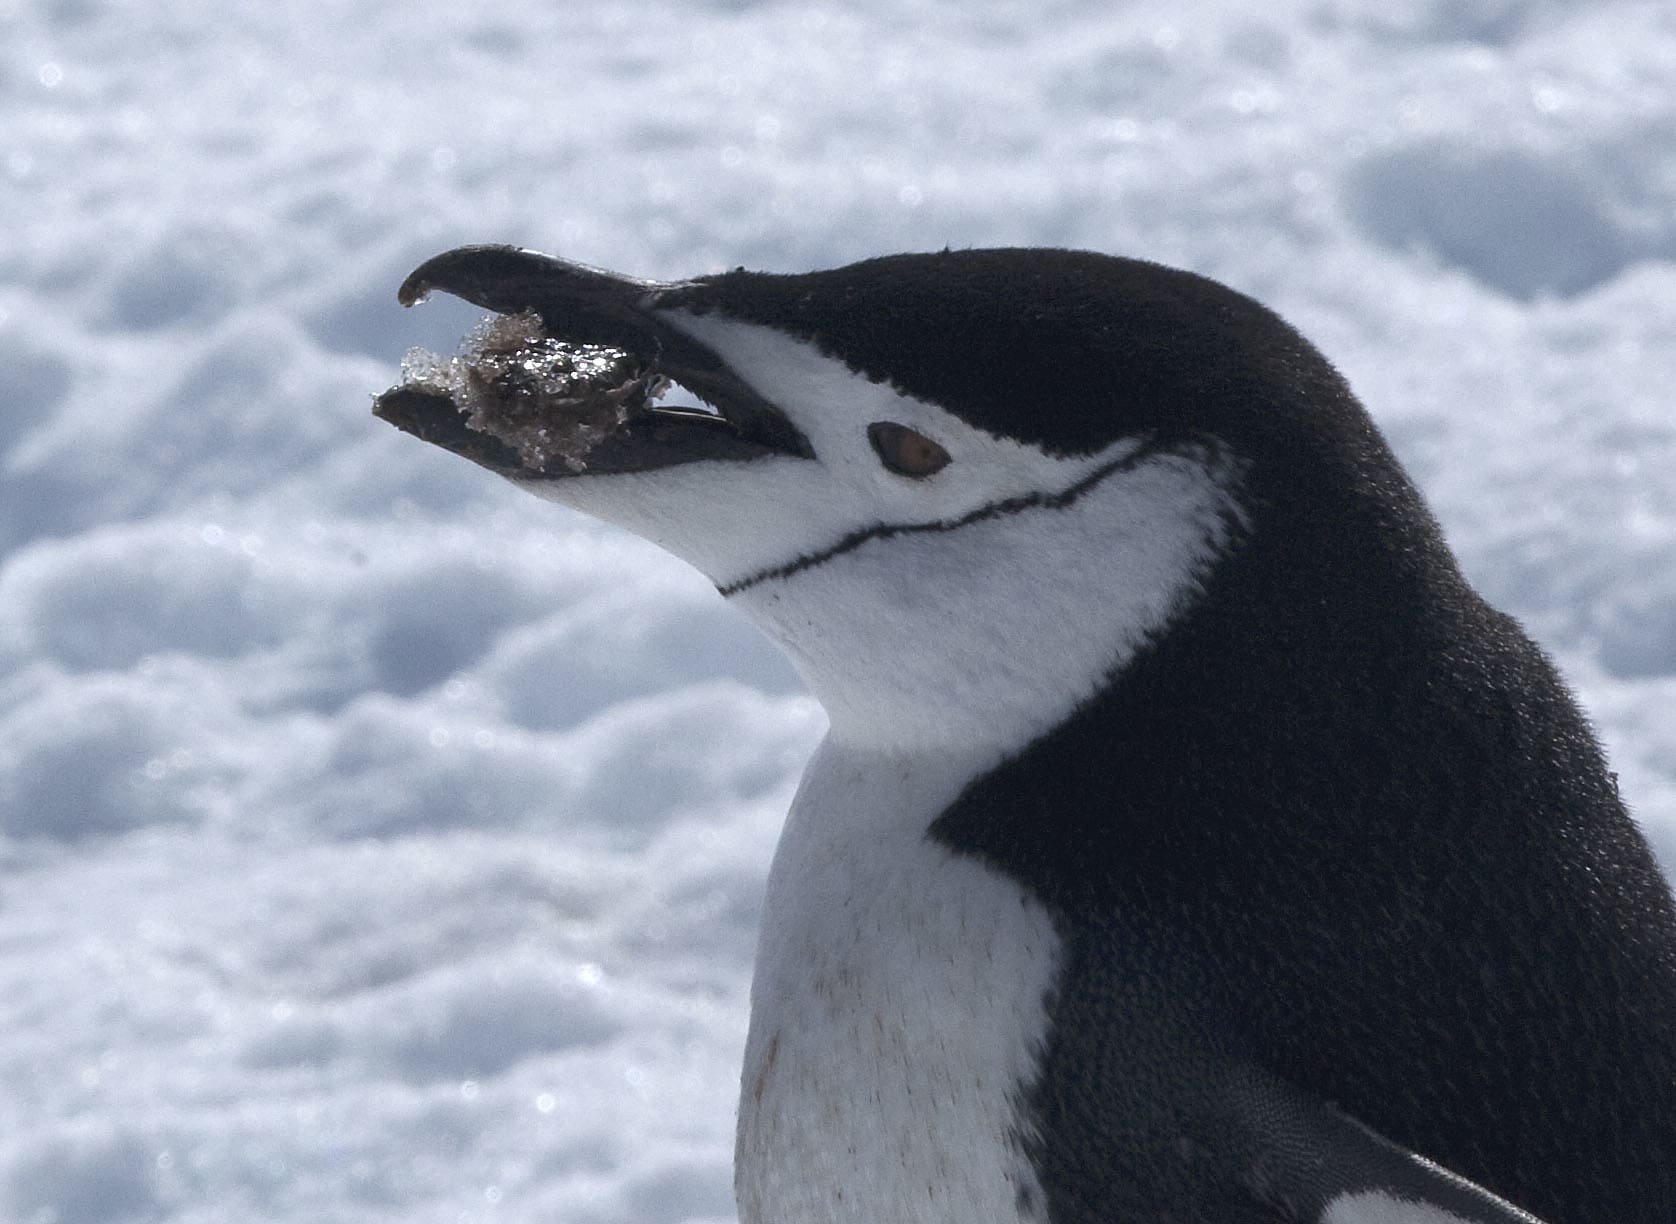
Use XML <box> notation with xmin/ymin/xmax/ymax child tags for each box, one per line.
<box><xmin>728</xmin><ymin>443</ymin><xmax>1243</xmax><ymax>755</ymax></box>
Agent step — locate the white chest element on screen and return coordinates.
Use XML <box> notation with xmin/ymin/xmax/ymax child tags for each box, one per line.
<box><xmin>735</xmin><ymin>741</ymin><xmax>1062</xmax><ymax>1224</ymax></box>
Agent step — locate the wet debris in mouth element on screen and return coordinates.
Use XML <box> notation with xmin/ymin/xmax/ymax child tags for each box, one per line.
<box><xmin>398</xmin><ymin>310</ymin><xmax>668</xmax><ymax>472</ymax></box>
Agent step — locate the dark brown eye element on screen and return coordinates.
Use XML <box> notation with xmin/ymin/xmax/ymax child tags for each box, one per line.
<box><xmin>867</xmin><ymin>422</ymin><xmax>951</xmax><ymax>478</ymax></box>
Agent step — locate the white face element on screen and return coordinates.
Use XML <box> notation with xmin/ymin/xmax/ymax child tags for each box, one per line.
<box><xmin>524</xmin><ymin>311</ymin><xmax>1247</xmax><ymax>756</ymax></box>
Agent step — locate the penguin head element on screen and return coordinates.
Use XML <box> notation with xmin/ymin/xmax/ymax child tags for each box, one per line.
<box><xmin>377</xmin><ymin>248</ymin><xmax>1387</xmax><ymax>754</ymax></box>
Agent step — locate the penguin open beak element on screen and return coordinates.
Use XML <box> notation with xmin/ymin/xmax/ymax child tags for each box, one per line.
<box><xmin>372</xmin><ymin>245</ymin><xmax>812</xmax><ymax>478</ymax></box>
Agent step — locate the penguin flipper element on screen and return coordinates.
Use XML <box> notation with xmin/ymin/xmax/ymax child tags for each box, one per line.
<box><xmin>1224</xmin><ymin>1065</ymin><xmax>1548</xmax><ymax>1224</ymax></box>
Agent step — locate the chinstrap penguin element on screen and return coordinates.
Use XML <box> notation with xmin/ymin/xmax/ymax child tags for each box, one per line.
<box><xmin>373</xmin><ymin>245</ymin><xmax>1676</xmax><ymax>1224</ymax></box>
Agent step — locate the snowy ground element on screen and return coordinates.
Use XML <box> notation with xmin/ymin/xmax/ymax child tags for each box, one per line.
<box><xmin>2</xmin><ymin>0</ymin><xmax>1674</xmax><ymax>1221</ymax></box>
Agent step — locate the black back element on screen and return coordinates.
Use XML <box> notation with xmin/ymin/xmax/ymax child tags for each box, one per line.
<box><xmin>686</xmin><ymin>250</ymin><xmax>1676</xmax><ymax>1221</ymax></box>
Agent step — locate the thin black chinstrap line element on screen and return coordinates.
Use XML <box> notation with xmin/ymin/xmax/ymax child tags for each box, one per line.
<box><xmin>717</xmin><ymin>435</ymin><xmax>1170</xmax><ymax>598</ymax></box>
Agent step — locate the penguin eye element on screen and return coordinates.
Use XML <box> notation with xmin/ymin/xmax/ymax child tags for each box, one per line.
<box><xmin>867</xmin><ymin>422</ymin><xmax>950</xmax><ymax>478</ymax></box>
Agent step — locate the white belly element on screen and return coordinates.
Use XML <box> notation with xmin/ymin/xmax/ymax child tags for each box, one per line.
<box><xmin>735</xmin><ymin>739</ymin><xmax>1062</xmax><ymax>1224</ymax></box>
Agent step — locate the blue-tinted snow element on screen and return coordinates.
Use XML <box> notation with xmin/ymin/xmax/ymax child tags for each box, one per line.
<box><xmin>1</xmin><ymin>1</ymin><xmax>1674</xmax><ymax>1221</ymax></box>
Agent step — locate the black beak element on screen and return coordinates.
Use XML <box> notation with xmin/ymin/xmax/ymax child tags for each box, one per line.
<box><xmin>373</xmin><ymin>245</ymin><xmax>811</xmax><ymax>478</ymax></box>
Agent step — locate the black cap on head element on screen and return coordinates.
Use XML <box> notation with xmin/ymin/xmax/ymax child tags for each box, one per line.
<box><xmin>666</xmin><ymin>248</ymin><xmax>1362</xmax><ymax>462</ymax></box>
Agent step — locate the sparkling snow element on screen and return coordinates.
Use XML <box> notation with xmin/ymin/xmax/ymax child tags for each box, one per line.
<box><xmin>2</xmin><ymin>1</ymin><xmax>1674</xmax><ymax>1221</ymax></box>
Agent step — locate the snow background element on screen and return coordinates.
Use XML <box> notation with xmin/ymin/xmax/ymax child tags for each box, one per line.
<box><xmin>2</xmin><ymin>0</ymin><xmax>1674</xmax><ymax>1220</ymax></box>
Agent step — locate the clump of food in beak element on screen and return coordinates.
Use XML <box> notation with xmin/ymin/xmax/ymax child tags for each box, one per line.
<box><xmin>375</xmin><ymin>244</ymin><xmax>816</xmax><ymax>478</ymax></box>
<box><xmin>398</xmin><ymin>309</ymin><xmax>669</xmax><ymax>472</ymax></box>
